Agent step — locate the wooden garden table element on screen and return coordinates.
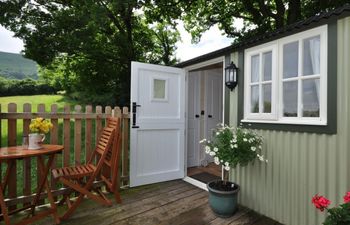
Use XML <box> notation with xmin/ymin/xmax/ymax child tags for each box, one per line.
<box><xmin>0</xmin><ymin>144</ymin><xmax>63</xmax><ymax>225</ymax></box>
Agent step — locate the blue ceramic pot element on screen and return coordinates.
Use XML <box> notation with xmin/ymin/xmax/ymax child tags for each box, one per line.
<box><xmin>207</xmin><ymin>180</ymin><xmax>240</xmax><ymax>218</ymax></box>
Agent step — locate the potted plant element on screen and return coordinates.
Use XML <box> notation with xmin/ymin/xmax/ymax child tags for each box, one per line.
<box><xmin>312</xmin><ymin>191</ymin><xmax>350</xmax><ymax>224</ymax></box>
<box><xmin>28</xmin><ymin>117</ymin><xmax>53</xmax><ymax>149</ymax></box>
<box><xmin>200</xmin><ymin>124</ymin><xmax>266</xmax><ymax>217</ymax></box>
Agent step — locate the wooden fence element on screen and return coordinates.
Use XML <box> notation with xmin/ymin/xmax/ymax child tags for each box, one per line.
<box><xmin>0</xmin><ymin>103</ymin><xmax>130</xmax><ymax>209</ymax></box>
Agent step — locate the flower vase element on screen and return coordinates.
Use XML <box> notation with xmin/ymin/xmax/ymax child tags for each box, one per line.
<box><xmin>28</xmin><ymin>133</ymin><xmax>45</xmax><ymax>150</ymax></box>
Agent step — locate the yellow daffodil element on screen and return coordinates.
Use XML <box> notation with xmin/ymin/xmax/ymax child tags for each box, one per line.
<box><xmin>29</xmin><ymin>118</ymin><xmax>53</xmax><ymax>134</ymax></box>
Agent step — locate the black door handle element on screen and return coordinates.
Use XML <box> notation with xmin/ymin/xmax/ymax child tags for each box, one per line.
<box><xmin>132</xmin><ymin>102</ymin><xmax>141</xmax><ymax>128</ymax></box>
<box><xmin>208</xmin><ymin>115</ymin><xmax>213</xmax><ymax>118</ymax></box>
<box><xmin>195</xmin><ymin>114</ymin><xmax>200</xmax><ymax>118</ymax></box>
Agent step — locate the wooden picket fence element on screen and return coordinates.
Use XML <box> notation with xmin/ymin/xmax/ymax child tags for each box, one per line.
<box><xmin>0</xmin><ymin>103</ymin><xmax>130</xmax><ymax>209</ymax></box>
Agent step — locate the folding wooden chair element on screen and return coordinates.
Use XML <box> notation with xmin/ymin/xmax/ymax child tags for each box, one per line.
<box><xmin>101</xmin><ymin>117</ymin><xmax>122</xmax><ymax>203</ymax></box>
<box><xmin>52</xmin><ymin>123</ymin><xmax>119</xmax><ymax>220</ymax></box>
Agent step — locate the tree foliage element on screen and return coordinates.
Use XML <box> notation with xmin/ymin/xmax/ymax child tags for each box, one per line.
<box><xmin>0</xmin><ymin>0</ymin><xmax>180</xmax><ymax>105</ymax></box>
<box><xmin>145</xmin><ymin>0</ymin><xmax>349</xmax><ymax>42</ymax></box>
<box><xmin>0</xmin><ymin>77</ymin><xmax>56</xmax><ymax>97</ymax></box>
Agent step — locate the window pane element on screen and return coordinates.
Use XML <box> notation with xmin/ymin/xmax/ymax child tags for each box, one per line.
<box><xmin>251</xmin><ymin>85</ymin><xmax>259</xmax><ymax>113</ymax></box>
<box><xmin>251</xmin><ymin>54</ymin><xmax>259</xmax><ymax>83</ymax></box>
<box><xmin>263</xmin><ymin>51</ymin><xmax>272</xmax><ymax>81</ymax></box>
<box><xmin>283</xmin><ymin>81</ymin><xmax>298</xmax><ymax>117</ymax></box>
<box><xmin>283</xmin><ymin>41</ymin><xmax>299</xmax><ymax>78</ymax></box>
<box><xmin>262</xmin><ymin>84</ymin><xmax>271</xmax><ymax>113</ymax></box>
<box><xmin>303</xmin><ymin>79</ymin><xmax>320</xmax><ymax>117</ymax></box>
<box><xmin>153</xmin><ymin>79</ymin><xmax>166</xmax><ymax>99</ymax></box>
<box><xmin>303</xmin><ymin>35</ymin><xmax>320</xmax><ymax>76</ymax></box>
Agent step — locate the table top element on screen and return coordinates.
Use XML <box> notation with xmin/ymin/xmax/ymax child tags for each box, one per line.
<box><xmin>0</xmin><ymin>145</ymin><xmax>63</xmax><ymax>160</ymax></box>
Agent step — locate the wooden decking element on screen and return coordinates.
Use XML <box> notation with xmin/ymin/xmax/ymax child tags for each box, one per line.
<box><xmin>33</xmin><ymin>180</ymin><xmax>281</xmax><ymax>225</ymax></box>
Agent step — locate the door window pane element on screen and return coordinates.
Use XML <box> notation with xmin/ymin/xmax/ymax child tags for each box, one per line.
<box><xmin>283</xmin><ymin>81</ymin><xmax>298</xmax><ymax>117</ymax></box>
<box><xmin>283</xmin><ymin>41</ymin><xmax>299</xmax><ymax>78</ymax></box>
<box><xmin>303</xmin><ymin>79</ymin><xmax>320</xmax><ymax>117</ymax></box>
<box><xmin>262</xmin><ymin>84</ymin><xmax>271</xmax><ymax>113</ymax></box>
<box><xmin>251</xmin><ymin>55</ymin><xmax>259</xmax><ymax>83</ymax></box>
<box><xmin>251</xmin><ymin>85</ymin><xmax>259</xmax><ymax>113</ymax></box>
<box><xmin>303</xmin><ymin>36</ymin><xmax>320</xmax><ymax>76</ymax></box>
<box><xmin>263</xmin><ymin>51</ymin><xmax>272</xmax><ymax>81</ymax></box>
<box><xmin>153</xmin><ymin>79</ymin><xmax>166</xmax><ymax>99</ymax></box>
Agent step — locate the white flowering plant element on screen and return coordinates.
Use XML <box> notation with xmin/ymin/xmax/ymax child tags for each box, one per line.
<box><xmin>200</xmin><ymin>124</ymin><xmax>266</xmax><ymax>182</ymax></box>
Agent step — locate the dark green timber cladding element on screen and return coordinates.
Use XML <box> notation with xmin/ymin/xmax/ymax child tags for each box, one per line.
<box><xmin>237</xmin><ymin>21</ymin><xmax>337</xmax><ymax>134</ymax></box>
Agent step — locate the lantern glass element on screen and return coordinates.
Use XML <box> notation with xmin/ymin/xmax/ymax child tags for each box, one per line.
<box><xmin>225</xmin><ymin>62</ymin><xmax>238</xmax><ymax>91</ymax></box>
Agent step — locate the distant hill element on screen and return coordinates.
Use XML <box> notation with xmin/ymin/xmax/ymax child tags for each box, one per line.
<box><xmin>0</xmin><ymin>51</ymin><xmax>38</xmax><ymax>80</ymax></box>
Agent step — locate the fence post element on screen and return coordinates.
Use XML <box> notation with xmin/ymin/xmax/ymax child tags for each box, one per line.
<box><xmin>74</xmin><ymin>105</ymin><xmax>82</xmax><ymax>165</ymax></box>
<box><xmin>50</xmin><ymin>104</ymin><xmax>59</xmax><ymax>190</ymax></box>
<box><xmin>8</xmin><ymin>103</ymin><xmax>17</xmax><ymax>210</ymax></box>
<box><xmin>85</xmin><ymin>105</ymin><xmax>93</xmax><ymax>162</ymax></box>
<box><xmin>37</xmin><ymin>104</ymin><xmax>45</xmax><ymax>205</ymax></box>
<box><xmin>23</xmin><ymin>103</ymin><xmax>32</xmax><ymax>205</ymax></box>
<box><xmin>122</xmin><ymin>107</ymin><xmax>129</xmax><ymax>186</ymax></box>
<box><xmin>95</xmin><ymin>106</ymin><xmax>103</xmax><ymax>143</ymax></box>
<box><xmin>63</xmin><ymin>105</ymin><xmax>71</xmax><ymax>166</ymax></box>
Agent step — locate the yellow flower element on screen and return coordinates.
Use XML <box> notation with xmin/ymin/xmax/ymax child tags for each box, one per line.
<box><xmin>29</xmin><ymin>118</ymin><xmax>53</xmax><ymax>134</ymax></box>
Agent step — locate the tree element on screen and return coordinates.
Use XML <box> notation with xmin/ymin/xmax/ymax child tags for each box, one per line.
<box><xmin>0</xmin><ymin>0</ymin><xmax>180</xmax><ymax>105</ymax></box>
<box><xmin>145</xmin><ymin>0</ymin><xmax>349</xmax><ymax>42</ymax></box>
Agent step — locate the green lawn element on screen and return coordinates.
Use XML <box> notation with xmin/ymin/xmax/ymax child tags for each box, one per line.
<box><xmin>0</xmin><ymin>94</ymin><xmax>79</xmax><ymax>112</ymax></box>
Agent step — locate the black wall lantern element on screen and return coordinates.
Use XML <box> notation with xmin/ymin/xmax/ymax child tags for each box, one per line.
<box><xmin>225</xmin><ymin>62</ymin><xmax>238</xmax><ymax>91</ymax></box>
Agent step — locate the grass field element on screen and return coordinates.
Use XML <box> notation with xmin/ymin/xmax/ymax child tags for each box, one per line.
<box><xmin>0</xmin><ymin>94</ymin><xmax>79</xmax><ymax>112</ymax></box>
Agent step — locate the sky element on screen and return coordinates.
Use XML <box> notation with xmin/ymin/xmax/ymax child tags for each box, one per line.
<box><xmin>0</xmin><ymin>23</ymin><xmax>234</xmax><ymax>62</ymax></box>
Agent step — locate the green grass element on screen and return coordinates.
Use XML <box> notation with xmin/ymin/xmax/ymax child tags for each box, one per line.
<box><xmin>0</xmin><ymin>94</ymin><xmax>78</xmax><ymax>112</ymax></box>
<box><xmin>0</xmin><ymin>51</ymin><xmax>38</xmax><ymax>80</ymax></box>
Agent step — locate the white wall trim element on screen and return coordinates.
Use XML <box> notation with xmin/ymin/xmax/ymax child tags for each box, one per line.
<box><xmin>183</xmin><ymin>176</ymin><xmax>208</xmax><ymax>191</ymax></box>
<box><xmin>184</xmin><ymin>56</ymin><xmax>225</xmax><ymax>71</ymax></box>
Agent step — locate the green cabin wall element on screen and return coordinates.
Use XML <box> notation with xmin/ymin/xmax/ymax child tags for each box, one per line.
<box><xmin>228</xmin><ymin>17</ymin><xmax>350</xmax><ymax>225</ymax></box>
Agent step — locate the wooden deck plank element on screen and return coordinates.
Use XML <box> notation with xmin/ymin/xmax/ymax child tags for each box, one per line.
<box><xmin>115</xmin><ymin>191</ymin><xmax>208</xmax><ymax>225</ymax></box>
<box><xmin>208</xmin><ymin>207</ymin><xmax>251</xmax><ymax>225</ymax></box>
<box><xmin>57</xmin><ymin>181</ymin><xmax>200</xmax><ymax>224</ymax></box>
<box><xmin>33</xmin><ymin>180</ymin><xmax>280</xmax><ymax>225</ymax></box>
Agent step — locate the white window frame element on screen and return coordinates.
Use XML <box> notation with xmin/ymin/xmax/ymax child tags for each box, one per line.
<box><xmin>243</xmin><ymin>25</ymin><xmax>328</xmax><ymax>126</ymax></box>
<box><xmin>150</xmin><ymin>76</ymin><xmax>169</xmax><ymax>102</ymax></box>
<box><xmin>244</xmin><ymin>43</ymin><xmax>278</xmax><ymax>120</ymax></box>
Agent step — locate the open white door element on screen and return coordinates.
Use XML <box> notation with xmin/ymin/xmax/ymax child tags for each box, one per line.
<box><xmin>187</xmin><ymin>71</ymin><xmax>200</xmax><ymax>167</ymax></box>
<box><xmin>204</xmin><ymin>69</ymin><xmax>223</xmax><ymax>163</ymax></box>
<box><xmin>130</xmin><ymin>62</ymin><xmax>185</xmax><ymax>187</ymax></box>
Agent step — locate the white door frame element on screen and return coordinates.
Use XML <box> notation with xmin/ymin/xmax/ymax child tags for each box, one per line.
<box><xmin>183</xmin><ymin>56</ymin><xmax>226</xmax><ymax>179</ymax></box>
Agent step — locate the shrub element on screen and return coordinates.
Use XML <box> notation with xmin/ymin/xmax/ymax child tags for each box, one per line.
<box><xmin>0</xmin><ymin>77</ymin><xmax>57</xmax><ymax>96</ymax></box>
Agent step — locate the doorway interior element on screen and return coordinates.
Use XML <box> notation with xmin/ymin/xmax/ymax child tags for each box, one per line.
<box><xmin>186</xmin><ymin>62</ymin><xmax>224</xmax><ymax>185</ymax></box>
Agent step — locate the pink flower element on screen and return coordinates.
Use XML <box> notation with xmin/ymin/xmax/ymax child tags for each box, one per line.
<box><xmin>343</xmin><ymin>191</ymin><xmax>350</xmax><ymax>203</ymax></box>
<box><xmin>312</xmin><ymin>194</ymin><xmax>331</xmax><ymax>212</ymax></box>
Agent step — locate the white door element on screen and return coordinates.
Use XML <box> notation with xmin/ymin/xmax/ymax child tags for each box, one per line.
<box><xmin>204</xmin><ymin>69</ymin><xmax>223</xmax><ymax>162</ymax></box>
<box><xmin>187</xmin><ymin>71</ymin><xmax>200</xmax><ymax>167</ymax></box>
<box><xmin>130</xmin><ymin>62</ymin><xmax>185</xmax><ymax>187</ymax></box>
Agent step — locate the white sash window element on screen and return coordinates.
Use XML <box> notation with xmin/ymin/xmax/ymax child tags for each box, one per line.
<box><xmin>243</xmin><ymin>25</ymin><xmax>327</xmax><ymax>125</ymax></box>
